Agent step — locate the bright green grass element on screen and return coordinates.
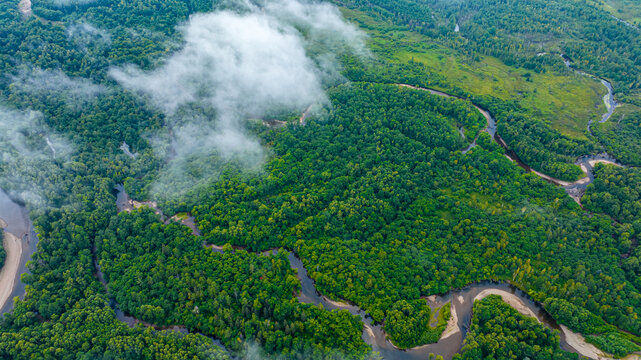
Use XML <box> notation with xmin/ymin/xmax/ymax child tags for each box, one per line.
<box><xmin>467</xmin><ymin>192</ymin><xmax>513</xmax><ymax>215</ymax></box>
<box><xmin>341</xmin><ymin>7</ymin><xmax>608</xmax><ymax>140</ymax></box>
<box><xmin>433</xmin><ymin>302</ymin><xmax>451</xmax><ymax>331</ymax></box>
<box><xmin>589</xmin><ymin>0</ymin><xmax>641</xmax><ymax>27</ymax></box>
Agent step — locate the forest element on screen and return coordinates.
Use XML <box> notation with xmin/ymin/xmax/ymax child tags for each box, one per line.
<box><xmin>454</xmin><ymin>296</ymin><xmax>577</xmax><ymax>360</ymax></box>
<box><xmin>0</xmin><ymin>0</ymin><xmax>639</xmax><ymax>359</ymax></box>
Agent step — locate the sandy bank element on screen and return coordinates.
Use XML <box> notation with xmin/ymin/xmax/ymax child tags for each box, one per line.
<box><xmin>473</xmin><ymin>290</ymin><xmax>619</xmax><ymax>360</ymax></box>
<box><xmin>299</xmin><ymin>106</ymin><xmax>312</xmax><ymax>125</ymax></box>
<box><xmin>560</xmin><ymin>325</ymin><xmax>614</xmax><ymax>360</ymax></box>
<box><xmin>322</xmin><ymin>296</ymin><xmax>352</xmax><ymax>308</ymax></box>
<box><xmin>440</xmin><ymin>303</ymin><xmax>459</xmax><ymax>340</ymax></box>
<box><xmin>580</xmin><ymin>164</ymin><xmax>589</xmax><ymax>174</ymax></box>
<box><xmin>474</xmin><ymin>289</ymin><xmax>539</xmax><ymax>320</ymax></box>
<box><xmin>0</xmin><ymin>231</ymin><xmax>22</xmax><ymax>310</ymax></box>
<box><xmin>363</xmin><ymin>323</ymin><xmax>375</xmax><ymax>340</ymax></box>
<box><xmin>589</xmin><ymin>159</ymin><xmax>622</xmax><ymax>168</ymax></box>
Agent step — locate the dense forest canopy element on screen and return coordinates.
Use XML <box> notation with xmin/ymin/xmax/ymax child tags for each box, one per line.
<box><xmin>0</xmin><ymin>0</ymin><xmax>639</xmax><ymax>359</ymax></box>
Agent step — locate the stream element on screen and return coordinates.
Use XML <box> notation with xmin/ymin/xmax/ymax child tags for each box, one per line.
<box><xmin>0</xmin><ymin>189</ymin><xmax>38</xmax><ymax>315</ymax></box>
<box><xmin>105</xmin><ymin>185</ymin><xmax>622</xmax><ymax>359</ymax></box>
<box><xmin>397</xmin><ymin>83</ymin><xmax>622</xmax><ymax>204</ymax></box>
<box><xmin>289</xmin><ymin>251</ymin><xmax>615</xmax><ymax>360</ymax></box>
<box><xmin>560</xmin><ymin>54</ymin><xmax>618</xmax><ymax>133</ymax></box>
<box><xmin>610</xmin><ymin>15</ymin><xmax>640</xmax><ymax>31</ymax></box>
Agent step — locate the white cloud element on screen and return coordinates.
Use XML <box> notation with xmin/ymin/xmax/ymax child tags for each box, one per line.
<box><xmin>110</xmin><ymin>0</ymin><xmax>366</xmax><ymax>198</ymax></box>
<box><xmin>0</xmin><ymin>106</ymin><xmax>73</xmax><ymax>207</ymax></box>
<box><xmin>10</xmin><ymin>67</ymin><xmax>105</xmax><ymax>112</ymax></box>
<box><xmin>66</xmin><ymin>23</ymin><xmax>111</xmax><ymax>50</ymax></box>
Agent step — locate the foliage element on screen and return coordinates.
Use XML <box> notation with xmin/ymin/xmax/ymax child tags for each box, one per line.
<box><xmin>454</xmin><ymin>295</ymin><xmax>578</xmax><ymax>360</ymax></box>
<box><xmin>592</xmin><ymin>111</ymin><xmax>641</xmax><ymax>167</ymax></box>
<box><xmin>543</xmin><ymin>297</ymin><xmax>612</xmax><ymax>334</ymax></box>
<box><xmin>0</xmin><ymin>0</ymin><xmax>640</xmax><ymax>358</ymax></box>
<box><xmin>583</xmin><ymin>165</ymin><xmax>641</xmax><ymax>290</ymax></box>
<box><xmin>98</xmin><ymin>209</ymin><xmax>370</xmax><ymax>358</ymax></box>
<box><xmin>189</xmin><ymin>83</ymin><xmax>641</xmax><ymax>347</ymax></box>
<box><xmin>586</xmin><ymin>332</ymin><xmax>641</xmax><ymax>358</ymax></box>
<box><xmin>384</xmin><ymin>299</ymin><xmax>446</xmax><ymax>349</ymax></box>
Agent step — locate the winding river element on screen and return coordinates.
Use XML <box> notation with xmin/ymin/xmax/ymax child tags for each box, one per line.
<box><xmin>610</xmin><ymin>15</ymin><xmax>640</xmax><ymax>31</ymax></box>
<box><xmin>560</xmin><ymin>54</ymin><xmax>618</xmax><ymax>132</ymax></box>
<box><xmin>289</xmin><ymin>251</ymin><xmax>625</xmax><ymax>360</ymax></box>
<box><xmin>106</xmin><ymin>185</ymin><xmax>631</xmax><ymax>359</ymax></box>
<box><xmin>0</xmin><ymin>77</ymin><xmax>626</xmax><ymax>357</ymax></box>
<box><xmin>0</xmin><ymin>189</ymin><xmax>38</xmax><ymax>315</ymax></box>
<box><xmin>397</xmin><ymin>83</ymin><xmax>623</xmax><ymax>204</ymax></box>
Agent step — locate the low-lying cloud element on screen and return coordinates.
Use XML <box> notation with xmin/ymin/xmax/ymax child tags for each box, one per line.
<box><xmin>0</xmin><ymin>106</ymin><xmax>73</xmax><ymax>208</ymax></box>
<box><xmin>50</xmin><ymin>0</ymin><xmax>97</xmax><ymax>7</ymax></box>
<box><xmin>66</xmin><ymin>23</ymin><xmax>111</xmax><ymax>51</ymax></box>
<box><xmin>110</xmin><ymin>0</ymin><xmax>366</xmax><ymax>198</ymax></box>
<box><xmin>10</xmin><ymin>67</ymin><xmax>106</xmax><ymax>112</ymax></box>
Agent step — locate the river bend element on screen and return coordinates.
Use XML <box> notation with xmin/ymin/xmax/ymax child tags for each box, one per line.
<box><xmin>105</xmin><ymin>186</ymin><xmax>625</xmax><ymax>359</ymax></box>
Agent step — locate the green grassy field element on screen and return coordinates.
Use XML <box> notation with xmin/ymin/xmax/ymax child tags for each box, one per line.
<box><xmin>589</xmin><ymin>0</ymin><xmax>641</xmax><ymax>26</ymax></box>
<box><xmin>341</xmin><ymin>8</ymin><xmax>608</xmax><ymax>140</ymax></box>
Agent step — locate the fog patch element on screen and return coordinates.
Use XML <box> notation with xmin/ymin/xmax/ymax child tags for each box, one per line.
<box><xmin>49</xmin><ymin>0</ymin><xmax>97</xmax><ymax>7</ymax></box>
<box><xmin>66</xmin><ymin>23</ymin><xmax>111</xmax><ymax>50</ymax></box>
<box><xmin>9</xmin><ymin>67</ymin><xmax>106</xmax><ymax>112</ymax></box>
<box><xmin>241</xmin><ymin>341</ymin><xmax>382</xmax><ymax>360</ymax></box>
<box><xmin>110</xmin><ymin>0</ymin><xmax>366</xmax><ymax>199</ymax></box>
<box><xmin>0</xmin><ymin>106</ymin><xmax>73</xmax><ymax>208</ymax></box>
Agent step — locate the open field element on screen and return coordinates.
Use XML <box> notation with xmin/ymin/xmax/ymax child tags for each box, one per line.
<box><xmin>342</xmin><ymin>8</ymin><xmax>608</xmax><ymax>140</ymax></box>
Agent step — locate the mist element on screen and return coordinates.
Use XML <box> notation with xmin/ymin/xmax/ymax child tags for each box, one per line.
<box><xmin>110</xmin><ymin>0</ymin><xmax>366</xmax><ymax>199</ymax></box>
<box><xmin>66</xmin><ymin>23</ymin><xmax>111</xmax><ymax>51</ymax></box>
<box><xmin>241</xmin><ymin>341</ymin><xmax>383</xmax><ymax>360</ymax></box>
<box><xmin>50</xmin><ymin>0</ymin><xmax>97</xmax><ymax>7</ymax></box>
<box><xmin>10</xmin><ymin>67</ymin><xmax>106</xmax><ymax>112</ymax></box>
<box><xmin>0</xmin><ymin>105</ymin><xmax>73</xmax><ymax>208</ymax></box>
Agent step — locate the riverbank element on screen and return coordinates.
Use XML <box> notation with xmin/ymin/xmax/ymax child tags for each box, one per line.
<box><xmin>110</xmin><ymin>186</ymin><xmax>629</xmax><ymax>359</ymax></box>
<box><xmin>439</xmin><ymin>303</ymin><xmax>459</xmax><ymax>340</ymax></box>
<box><xmin>560</xmin><ymin>325</ymin><xmax>613</xmax><ymax>360</ymax></box>
<box><xmin>0</xmin><ymin>190</ymin><xmax>38</xmax><ymax>315</ymax></box>
<box><xmin>0</xmin><ymin>230</ymin><xmax>22</xmax><ymax>311</ymax></box>
<box><xmin>473</xmin><ymin>289</ymin><xmax>538</xmax><ymax>319</ymax></box>
<box><xmin>396</xmin><ymin>83</ymin><xmax>629</xmax><ymax>205</ymax></box>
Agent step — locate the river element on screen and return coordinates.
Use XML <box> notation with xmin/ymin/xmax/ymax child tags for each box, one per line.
<box><xmin>610</xmin><ymin>15</ymin><xmax>640</xmax><ymax>31</ymax></box>
<box><xmin>289</xmin><ymin>251</ymin><xmax>619</xmax><ymax>360</ymax></box>
<box><xmin>106</xmin><ymin>74</ymin><xmax>636</xmax><ymax>357</ymax></box>
<box><xmin>0</xmin><ymin>189</ymin><xmax>38</xmax><ymax>315</ymax></box>
<box><xmin>560</xmin><ymin>54</ymin><xmax>618</xmax><ymax>132</ymax></box>
<box><xmin>106</xmin><ymin>185</ymin><xmax>628</xmax><ymax>359</ymax></box>
<box><xmin>397</xmin><ymin>83</ymin><xmax>624</xmax><ymax>204</ymax></box>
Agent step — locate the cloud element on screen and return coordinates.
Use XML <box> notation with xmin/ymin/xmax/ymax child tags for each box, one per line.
<box><xmin>110</xmin><ymin>0</ymin><xmax>366</xmax><ymax>199</ymax></box>
<box><xmin>0</xmin><ymin>106</ymin><xmax>73</xmax><ymax>208</ymax></box>
<box><xmin>111</xmin><ymin>10</ymin><xmax>326</xmax><ymax>115</ymax></box>
<box><xmin>66</xmin><ymin>23</ymin><xmax>111</xmax><ymax>50</ymax></box>
<box><xmin>50</xmin><ymin>0</ymin><xmax>97</xmax><ymax>7</ymax></box>
<box><xmin>9</xmin><ymin>67</ymin><xmax>106</xmax><ymax>112</ymax></box>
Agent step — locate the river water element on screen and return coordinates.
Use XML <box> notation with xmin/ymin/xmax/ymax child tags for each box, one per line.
<box><xmin>397</xmin><ymin>83</ymin><xmax>624</xmax><ymax>204</ymax></box>
<box><xmin>0</xmin><ymin>189</ymin><xmax>38</xmax><ymax>315</ymax></box>
<box><xmin>560</xmin><ymin>54</ymin><xmax>618</xmax><ymax>132</ymax></box>
<box><xmin>104</xmin><ymin>186</ymin><xmax>609</xmax><ymax>359</ymax></box>
<box><xmin>289</xmin><ymin>250</ymin><xmax>590</xmax><ymax>359</ymax></box>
